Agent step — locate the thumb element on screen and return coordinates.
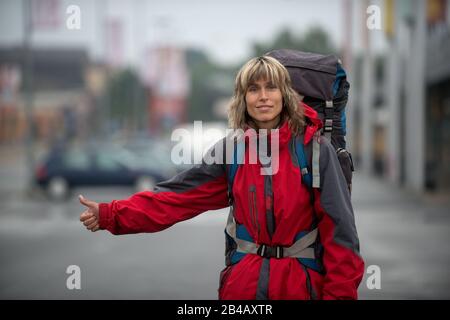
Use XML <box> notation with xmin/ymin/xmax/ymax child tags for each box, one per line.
<box><xmin>79</xmin><ymin>195</ymin><xmax>96</xmax><ymax>209</ymax></box>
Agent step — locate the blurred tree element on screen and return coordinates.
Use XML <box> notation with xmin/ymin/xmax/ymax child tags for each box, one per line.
<box><xmin>252</xmin><ymin>26</ymin><xmax>337</xmax><ymax>57</ymax></box>
<box><xmin>184</xmin><ymin>27</ymin><xmax>337</xmax><ymax>123</ymax></box>
<box><xmin>300</xmin><ymin>27</ymin><xmax>337</xmax><ymax>55</ymax></box>
<box><xmin>103</xmin><ymin>69</ymin><xmax>147</xmax><ymax>133</ymax></box>
<box><xmin>185</xmin><ymin>49</ymin><xmax>234</xmax><ymax>122</ymax></box>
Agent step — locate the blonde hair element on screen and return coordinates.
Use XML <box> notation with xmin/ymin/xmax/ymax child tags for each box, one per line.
<box><xmin>228</xmin><ymin>56</ymin><xmax>305</xmax><ymax>136</ymax></box>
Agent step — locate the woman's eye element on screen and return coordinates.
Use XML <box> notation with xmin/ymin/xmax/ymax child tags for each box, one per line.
<box><xmin>267</xmin><ymin>84</ymin><xmax>277</xmax><ymax>90</ymax></box>
<box><xmin>248</xmin><ymin>86</ymin><xmax>257</xmax><ymax>92</ymax></box>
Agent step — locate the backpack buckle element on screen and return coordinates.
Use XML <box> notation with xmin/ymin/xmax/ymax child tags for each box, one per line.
<box><xmin>257</xmin><ymin>244</ymin><xmax>284</xmax><ymax>259</ymax></box>
<box><xmin>227</xmin><ymin>190</ymin><xmax>234</xmax><ymax>206</ymax></box>
<box><xmin>324</xmin><ymin>119</ymin><xmax>333</xmax><ymax>132</ymax></box>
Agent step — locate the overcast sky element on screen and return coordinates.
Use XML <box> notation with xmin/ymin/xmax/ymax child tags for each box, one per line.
<box><xmin>0</xmin><ymin>0</ymin><xmax>385</xmax><ymax>66</ymax></box>
<box><xmin>140</xmin><ymin>0</ymin><xmax>345</xmax><ymax>64</ymax></box>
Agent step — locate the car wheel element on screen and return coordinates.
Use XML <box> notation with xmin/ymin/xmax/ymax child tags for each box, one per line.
<box><xmin>135</xmin><ymin>176</ymin><xmax>156</xmax><ymax>192</ymax></box>
<box><xmin>47</xmin><ymin>176</ymin><xmax>69</xmax><ymax>201</ymax></box>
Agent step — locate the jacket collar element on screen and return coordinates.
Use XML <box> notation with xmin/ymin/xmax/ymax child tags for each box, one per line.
<box><xmin>302</xmin><ymin>102</ymin><xmax>323</xmax><ymax>144</ymax></box>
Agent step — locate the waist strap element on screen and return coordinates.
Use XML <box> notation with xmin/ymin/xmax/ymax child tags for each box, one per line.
<box><xmin>225</xmin><ymin>209</ymin><xmax>318</xmax><ymax>259</ymax></box>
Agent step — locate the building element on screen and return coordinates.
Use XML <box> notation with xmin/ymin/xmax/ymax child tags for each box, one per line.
<box><xmin>0</xmin><ymin>47</ymin><xmax>89</xmax><ymax>143</ymax></box>
<box><xmin>351</xmin><ymin>0</ymin><xmax>450</xmax><ymax>193</ymax></box>
<box><xmin>142</xmin><ymin>46</ymin><xmax>190</xmax><ymax>135</ymax></box>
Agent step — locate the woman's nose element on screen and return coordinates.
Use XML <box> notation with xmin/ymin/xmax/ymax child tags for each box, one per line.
<box><xmin>259</xmin><ymin>89</ymin><xmax>268</xmax><ymax>100</ymax></box>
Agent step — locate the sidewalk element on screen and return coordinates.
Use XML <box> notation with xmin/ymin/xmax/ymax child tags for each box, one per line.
<box><xmin>0</xmin><ymin>145</ymin><xmax>27</xmax><ymax>201</ymax></box>
<box><xmin>353</xmin><ymin>173</ymin><xmax>450</xmax><ymax>299</ymax></box>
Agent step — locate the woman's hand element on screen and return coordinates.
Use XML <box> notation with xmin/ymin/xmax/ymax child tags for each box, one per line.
<box><xmin>79</xmin><ymin>195</ymin><xmax>100</xmax><ymax>232</ymax></box>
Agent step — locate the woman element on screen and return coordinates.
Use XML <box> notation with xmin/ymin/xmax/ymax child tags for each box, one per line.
<box><xmin>79</xmin><ymin>56</ymin><xmax>365</xmax><ymax>300</ymax></box>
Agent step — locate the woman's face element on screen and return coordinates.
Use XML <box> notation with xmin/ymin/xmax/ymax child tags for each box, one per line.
<box><xmin>245</xmin><ymin>78</ymin><xmax>283</xmax><ymax>130</ymax></box>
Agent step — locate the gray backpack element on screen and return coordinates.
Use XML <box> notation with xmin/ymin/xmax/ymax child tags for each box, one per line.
<box><xmin>266</xmin><ymin>49</ymin><xmax>354</xmax><ymax>193</ymax></box>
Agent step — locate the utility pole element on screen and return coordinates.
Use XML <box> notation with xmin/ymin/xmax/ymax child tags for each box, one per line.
<box><xmin>342</xmin><ymin>0</ymin><xmax>354</xmax><ymax>152</ymax></box>
<box><xmin>404</xmin><ymin>0</ymin><xmax>426</xmax><ymax>192</ymax></box>
<box><xmin>360</xmin><ymin>0</ymin><xmax>375</xmax><ymax>174</ymax></box>
<box><xmin>23</xmin><ymin>0</ymin><xmax>36</xmax><ymax>194</ymax></box>
<box><xmin>386</xmin><ymin>0</ymin><xmax>401</xmax><ymax>186</ymax></box>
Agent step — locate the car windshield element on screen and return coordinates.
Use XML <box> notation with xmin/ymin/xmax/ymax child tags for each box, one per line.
<box><xmin>119</xmin><ymin>140</ymin><xmax>183</xmax><ymax>172</ymax></box>
<box><xmin>95</xmin><ymin>153</ymin><xmax>126</xmax><ymax>170</ymax></box>
<box><xmin>92</xmin><ymin>146</ymin><xmax>140</xmax><ymax>170</ymax></box>
<box><xmin>62</xmin><ymin>149</ymin><xmax>90</xmax><ymax>170</ymax></box>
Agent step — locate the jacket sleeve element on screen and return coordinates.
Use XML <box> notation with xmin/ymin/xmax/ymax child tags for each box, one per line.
<box><xmin>98</xmin><ymin>141</ymin><xmax>229</xmax><ymax>235</ymax></box>
<box><xmin>313</xmin><ymin>137</ymin><xmax>365</xmax><ymax>300</ymax></box>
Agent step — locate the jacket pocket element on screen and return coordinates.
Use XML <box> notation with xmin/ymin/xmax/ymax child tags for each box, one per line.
<box><xmin>248</xmin><ymin>185</ymin><xmax>260</xmax><ymax>237</ymax></box>
<box><xmin>218</xmin><ymin>264</ymin><xmax>235</xmax><ymax>299</ymax></box>
<box><xmin>298</xmin><ymin>260</ymin><xmax>325</xmax><ymax>300</ymax></box>
<box><xmin>299</xmin><ymin>262</ymin><xmax>317</xmax><ymax>300</ymax></box>
<box><xmin>308</xmin><ymin>268</ymin><xmax>325</xmax><ymax>300</ymax></box>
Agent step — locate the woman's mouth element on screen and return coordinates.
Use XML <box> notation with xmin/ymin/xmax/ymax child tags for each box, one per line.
<box><xmin>256</xmin><ymin>105</ymin><xmax>273</xmax><ymax>112</ymax></box>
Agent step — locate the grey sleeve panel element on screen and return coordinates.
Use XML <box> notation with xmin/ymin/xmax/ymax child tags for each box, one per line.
<box><xmin>318</xmin><ymin>136</ymin><xmax>361</xmax><ymax>253</ymax></box>
<box><xmin>154</xmin><ymin>138</ymin><xmax>226</xmax><ymax>194</ymax></box>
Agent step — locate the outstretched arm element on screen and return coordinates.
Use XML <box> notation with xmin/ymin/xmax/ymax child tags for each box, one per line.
<box><xmin>99</xmin><ymin>160</ymin><xmax>229</xmax><ymax>235</ymax></box>
<box><xmin>79</xmin><ymin>141</ymin><xmax>229</xmax><ymax>235</ymax></box>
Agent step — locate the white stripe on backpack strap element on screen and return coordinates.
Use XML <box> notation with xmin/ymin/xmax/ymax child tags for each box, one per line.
<box><xmin>312</xmin><ymin>132</ymin><xmax>321</xmax><ymax>188</ymax></box>
<box><xmin>283</xmin><ymin>228</ymin><xmax>317</xmax><ymax>258</ymax></box>
<box><xmin>324</xmin><ymin>100</ymin><xmax>333</xmax><ymax>140</ymax></box>
<box><xmin>226</xmin><ymin>208</ymin><xmax>258</xmax><ymax>255</ymax></box>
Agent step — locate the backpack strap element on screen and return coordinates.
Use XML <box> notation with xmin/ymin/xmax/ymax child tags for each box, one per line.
<box><xmin>295</xmin><ymin>132</ymin><xmax>321</xmax><ymax>230</ymax></box>
<box><xmin>294</xmin><ymin>133</ymin><xmax>321</xmax><ymax>189</ymax></box>
<box><xmin>227</xmin><ymin>139</ymin><xmax>245</xmax><ymax>205</ymax></box>
<box><xmin>312</xmin><ymin>131</ymin><xmax>321</xmax><ymax>188</ymax></box>
<box><xmin>294</xmin><ymin>135</ymin><xmax>313</xmax><ymax>188</ymax></box>
<box><xmin>324</xmin><ymin>100</ymin><xmax>333</xmax><ymax>140</ymax></box>
<box><xmin>225</xmin><ymin>209</ymin><xmax>317</xmax><ymax>260</ymax></box>
<box><xmin>295</xmin><ymin>133</ymin><xmax>325</xmax><ymax>275</ymax></box>
<box><xmin>324</xmin><ymin>62</ymin><xmax>347</xmax><ymax>140</ymax></box>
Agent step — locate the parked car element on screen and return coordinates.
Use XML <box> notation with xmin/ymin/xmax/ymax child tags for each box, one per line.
<box><xmin>35</xmin><ymin>144</ymin><xmax>174</xmax><ymax>201</ymax></box>
<box><xmin>119</xmin><ymin>139</ymin><xmax>192</xmax><ymax>174</ymax></box>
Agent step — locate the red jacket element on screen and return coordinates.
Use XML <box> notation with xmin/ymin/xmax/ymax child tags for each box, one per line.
<box><xmin>98</xmin><ymin>103</ymin><xmax>365</xmax><ymax>300</ymax></box>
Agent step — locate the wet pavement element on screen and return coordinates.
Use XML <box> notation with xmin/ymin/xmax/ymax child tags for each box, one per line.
<box><xmin>0</xmin><ymin>145</ymin><xmax>449</xmax><ymax>299</ymax></box>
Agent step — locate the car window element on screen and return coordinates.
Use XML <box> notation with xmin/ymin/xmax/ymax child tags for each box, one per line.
<box><xmin>125</xmin><ymin>143</ymin><xmax>175</xmax><ymax>170</ymax></box>
<box><xmin>96</xmin><ymin>154</ymin><xmax>123</xmax><ymax>171</ymax></box>
<box><xmin>63</xmin><ymin>151</ymin><xmax>90</xmax><ymax>170</ymax></box>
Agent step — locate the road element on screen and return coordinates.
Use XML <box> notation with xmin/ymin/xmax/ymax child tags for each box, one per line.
<box><xmin>0</xmin><ymin>145</ymin><xmax>449</xmax><ymax>299</ymax></box>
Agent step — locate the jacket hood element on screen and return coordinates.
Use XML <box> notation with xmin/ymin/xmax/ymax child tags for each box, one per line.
<box><xmin>302</xmin><ymin>102</ymin><xmax>323</xmax><ymax>144</ymax></box>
